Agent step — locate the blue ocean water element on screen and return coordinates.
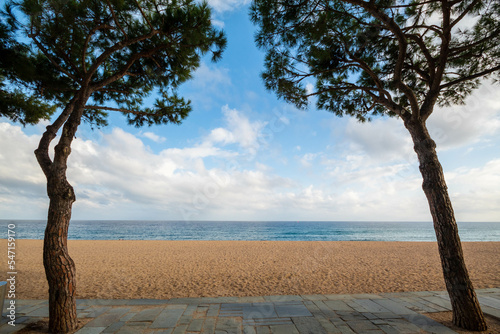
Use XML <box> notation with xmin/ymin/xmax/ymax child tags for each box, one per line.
<box><xmin>1</xmin><ymin>220</ymin><xmax>500</xmax><ymax>241</ymax></box>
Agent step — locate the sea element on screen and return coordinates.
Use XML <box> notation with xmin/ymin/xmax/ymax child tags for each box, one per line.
<box><xmin>2</xmin><ymin>220</ymin><xmax>500</xmax><ymax>242</ymax></box>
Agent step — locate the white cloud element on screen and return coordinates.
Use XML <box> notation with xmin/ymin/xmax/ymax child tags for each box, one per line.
<box><xmin>343</xmin><ymin>117</ymin><xmax>414</xmax><ymax>162</ymax></box>
<box><xmin>206</xmin><ymin>0</ymin><xmax>250</xmax><ymax>13</ymax></box>
<box><xmin>446</xmin><ymin>159</ymin><xmax>500</xmax><ymax>221</ymax></box>
<box><xmin>427</xmin><ymin>82</ymin><xmax>500</xmax><ymax>150</ymax></box>
<box><xmin>192</xmin><ymin>62</ymin><xmax>231</xmax><ymax>89</ymax></box>
<box><xmin>299</xmin><ymin>152</ymin><xmax>319</xmax><ymax>168</ymax></box>
<box><xmin>206</xmin><ymin>105</ymin><xmax>266</xmax><ymax>155</ymax></box>
<box><xmin>141</xmin><ymin>132</ymin><xmax>166</xmax><ymax>143</ymax></box>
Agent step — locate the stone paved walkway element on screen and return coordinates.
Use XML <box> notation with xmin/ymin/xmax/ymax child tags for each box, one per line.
<box><xmin>1</xmin><ymin>288</ymin><xmax>499</xmax><ymax>333</ymax></box>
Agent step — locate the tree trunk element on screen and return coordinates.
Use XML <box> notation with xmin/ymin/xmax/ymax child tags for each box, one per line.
<box><xmin>35</xmin><ymin>94</ymin><xmax>88</xmax><ymax>333</ymax></box>
<box><xmin>405</xmin><ymin>119</ymin><xmax>487</xmax><ymax>331</ymax></box>
<box><xmin>44</xmin><ymin>177</ymin><xmax>77</xmax><ymax>333</ymax></box>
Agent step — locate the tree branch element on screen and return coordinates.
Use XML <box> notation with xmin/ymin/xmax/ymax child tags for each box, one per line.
<box><xmin>439</xmin><ymin>64</ymin><xmax>500</xmax><ymax>90</ymax></box>
<box><xmin>28</xmin><ymin>35</ymin><xmax>79</xmax><ymax>83</ymax></box>
<box><xmin>82</xmin><ymin>24</ymin><xmax>114</xmax><ymax>73</ymax></box>
<box><xmin>91</xmin><ymin>45</ymin><xmax>165</xmax><ymax>89</ymax></box>
<box><xmin>343</xmin><ymin>0</ymin><xmax>421</xmax><ymax>116</ymax></box>
<box><xmin>85</xmin><ymin>105</ymin><xmax>156</xmax><ymax>117</ymax></box>
<box><xmin>85</xmin><ymin>30</ymin><xmax>159</xmax><ymax>83</ymax></box>
<box><xmin>104</xmin><ymin>0</ymin><xmax>128</xmax><ymax>39</ymax></box>
<box><xmin>450</xmin><ymin>0</ymin><xmax>482</xmax><ymax>29</ymax></box>
<box><xmin>34</xmin><ymin>97</ymin><xmax>77</xmax><ymax>177</ymax></box>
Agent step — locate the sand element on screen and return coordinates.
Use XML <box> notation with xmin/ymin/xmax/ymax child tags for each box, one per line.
<box><xmin>2</xmin><ymin>240</ymin><xmax>499</xmax><ymax>299</ymax></box>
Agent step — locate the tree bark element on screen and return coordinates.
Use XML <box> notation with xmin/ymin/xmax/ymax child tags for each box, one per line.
<box><xmin>44</xmin><ymin>178</ymin><xmax>77</xmax><ymax>333</ymax></box>
<box><xmin>405</xmin><ymin>119</ymin><xmax>487</xmax><ymax>331</ymax></box>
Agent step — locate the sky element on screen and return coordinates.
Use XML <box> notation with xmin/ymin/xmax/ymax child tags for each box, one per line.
<box><xmin>1</xmin><ymin>0</ymin><xmax>500</xmax><ymax>222</ymax></box>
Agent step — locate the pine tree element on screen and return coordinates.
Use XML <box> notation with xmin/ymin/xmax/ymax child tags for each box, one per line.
<box><xmin>251</xmin><ymin>0</ymin><xmax>500</xmax><ymax>330</ymax></box>
<box><xmin>3</xmin><ymin>0</ymin><xmax>225</xmax><ymax>332</ymax></box>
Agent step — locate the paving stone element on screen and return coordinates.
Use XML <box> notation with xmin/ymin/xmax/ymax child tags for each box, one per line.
<box><xmin>408</xmin><ymin>291</ymin><xmax>435</xmax><ymax>297</ymax></box>
<box><xmin>413</xmin><ymin>297</ymin><xmax>448</xmax><ymax>312</ymax></box>
<box><xmin>478</xmin><ymin>295</ymin><xmax>500</xmax><ymax>309</ymax></box>
<box><xmin>238</xmin><ymin>296</ymin><xmax>266</xmax><ymax>303</ymax></box>
<box><xmin>178</xmin><ymin>315</ymin><xmax>193</xmax><ymax>325</ymax></box>
<box><xmin>206</xmin><ymin>304</ymin><xmax>220</xmax><ymax>317</ymax></box>
<box><xmin>275</xmin><ymin>303</ymin><xmax>312</xmax><ymax>317</ymax></box>
<box><xmin>345</xmin><ymin>301</ymin><xmax>369</xmax><ymax>313</ymax></box>
<box><xmin>243</xmin><ymin>325</ymin><xmax>256</xmax><ymax>334</ymax></box>
<box><xmin>385</xmin><ymin>318</ymin><xmax>427</xmax><ymax>333</ymax></box>
<box><xmin>172</xmin><ymin>324</ymin><xmax>188</xmax><ymax>334</ymax></box>
<box><xmin>12</xmin><ymin>316</ymin><xmax>30</xmax><ymax>324</ymax></box>
<box><xmin>116</xmin><ymin>325</ymin><xmax>148</xmax><ymax>334</ymax></box>
<box><xmin>311</xmin><ymin>300</ymin><xmax>338</xmax><ymax>318</ymax></box>
<box><xmin>324</xmin><ymin>300</ymin><xmax>354</xmax><ymax>312</ymax></box>
<box><xmin>74</xmin><ymin>327</ymin><xmax>107</xmax><ymax>334</ymax></box>
<box><xmin>150</xmin><ymin>330</ymin><xmax>173</xmax><ymax>334</ymax></box>
<box><xmin>336</xmin><ymin>325</ymin><xmax>356</xmax><ymax>334</ymax></box>
<box><xmin>86</xmin><ymin>307</ymin><xmax>113</xmax><ymax>318</ymax></box>
<box><xmin>351</xmin><ymin>294</ymin><xmax>383</xmax><ymax>300</ymax></box>
<box><xmin>269</xmin><ymin>324</ymin><xmax>299</xmax><ymax>334</ymax></box>
<box><xmin>86</xmin><ymin>311</ymin><xmax>129</xmax><ymax>327</ymax></box>
<box><xmin>183</xmin><ymin>304</ymin><xmax>198</xmax><ymax>317</ymax></box>
<box><xmin>16</xmin><ymin>300</ymin><xmax>46</xmax><ymax>306</ymax></box>
<box><xmin>264</xmin><ymin>295</ymin><xmax>303</xmax><ymax>302</ymax></box>
<box><xmin>187</xmin><ymin>318</ymin><xmax>204</xmax><ymax>332</ymax></box>
<box><xmin>150</xmin><ymin>306</ymin><xmax>186</xmax><ymax>329</ymax></box>
<box><xmin>195</xmin><ymin>305</ymin><xmax>209</xmax><ymax>317</ymax></box>
<box><xmin>243</xmin><ymin>318</ymin><xmax>293</xmax><ymax>326</ymax></box>
<box><xmin>303</xmin><ymin>301</ymin><xmax>322</xmax><ymax>317</ymax></box>
<box><xmin>377</xmin><ymin>324</ymin><xmax>400</xmax><ymax>334</ymax></box>
<box><xmin>350</xmin><ymin>300</ymin><xmax>391</xmax><ymax>314</ymax></box>
<box><xmin>360</xmin><ymin>312</ymin><xmax>378</xmax><ymax>320</ymax></box>
<box><xmin>102</xmin><ymin>320</ymin><xmax>126</xmax><ymax>333</ymax></box>
<box><xmin>392</xmin><ymin>297</ymin><xmax>439</xmax><ymax>313</ymax></box>
<box><xmin>120</xmin><ymin>311</ymin><xmax>138</xmax><ymax>322</ymax></box>
<box><xmin>292</xmin><ymin>316</ymin><xmax>327</xmax><ymax>334</ymax></box>
<box><xmin>17</xmin><ymin>304</ymin><xmax>46</xmax><ymax>316</ymax></box>
<box><xmin>314</xmin><ymin>315</ymin><xmax>341</xmax><ymax>333</ymax></box>
<box><xmin>324</xmin><ymin>295</ymin><xmax>354</xmax><ymax>301</ymax></box>
<box><xmin>127</xmin><ymin>321</ymin><xmax>152</xmax><ymax>327</ymax></box>
<box><xmin>23</xmin><ymin>306</ymin><xmax>49</xmax><ymax>317</ymax></box>
<box><xmin>336</xmin><ymin>311</ymin><xmax>365</xmax><ymax>321</ymax></box>
<box><xmin>301</xmin><ymin>295</ymin><xmax>326</xmax><ymax>301</ymax></box>
<box><xmin>419</xmin><ymin>296</ymin><xmax>452</xmax><ymax>310</ymax></box>
<box><xmin>243</xmin><ymin>304</ymin><xmax>277</xmax><ymax>319</ymax></box>
<box><xmin>344</xmin><ymin>320</ymin><xmax>379</xmax><ymax>332</ymax></box>
<box><xmin>215</xmin><ymin>317</ymin><xmax>242</xmax><ymax>333</ymax></box>
<box><xmin>403</xmin><ymin>314</ymin><xmax>457</xmax><ymax>333</ymax></box>
<box><xmin>168</xmin><ymin>298</ymin><xmax>204</xmax><ymax>305</ymax></box>
<box><xmin>371</xmin><ymin>300</ymin><xmax>415</xmax><ymax>315</ymax></box>
<box><xmin>255</xmin><ymin>326</ymin><xmax>270</xmax><ymax>334</ymax></box>
<box><xmin>201</xmin><ymin>317</ymin><xmax>216</xmax><ymax>334</ymax></box>
<box><xmin>203</xmin><ymin>297</ymin><xmax>239</xmax><ymax>304</ymax></box>
<box><xmin>481</xmin><ymin>305</ymin><xmax>500</xmax><ymax>319</ymax></box>
<box><xmin>129</xmin><ymin>307</ymin><xmax>163</xmax><ymax>322</ymax></box>
<box><xmin>0</xmin><ymin>323</ymin><xmax>27</xmax><ymax>333</ymax></box>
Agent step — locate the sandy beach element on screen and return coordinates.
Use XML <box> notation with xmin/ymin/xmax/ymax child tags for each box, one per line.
<box><xmin>3</xmin><ymin>240</ymin><xmax>499</xmax><ymax>299</ymax></box>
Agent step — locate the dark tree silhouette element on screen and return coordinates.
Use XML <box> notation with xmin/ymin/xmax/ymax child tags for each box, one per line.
<box><xmin>251</xmin><ymin>0</ymin><xmax>500</xmax><ymax>330</ymax></box>
<box><xmin>3</xmin><ymin>0</ymin><xmax>225</xmax><ymax>332</ymax></box>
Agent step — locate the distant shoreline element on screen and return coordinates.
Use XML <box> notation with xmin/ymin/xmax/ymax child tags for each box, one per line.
<box><xmin>4</xmin><ymin>239</ymin><xmax>499</xmax><ymax>300</ymax></box>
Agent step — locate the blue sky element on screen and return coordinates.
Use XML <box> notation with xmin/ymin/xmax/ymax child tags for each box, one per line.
<box><xmin>1</xmin><ymin>0</ymin><xmax>500</xmax><ymax>222</ymax></box>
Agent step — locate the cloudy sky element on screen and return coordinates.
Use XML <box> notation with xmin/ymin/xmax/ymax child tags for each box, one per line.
<box><xmin>1</xmin><ymin>1</ymin><xmax>499</xmax><ymax>222</ymax></box>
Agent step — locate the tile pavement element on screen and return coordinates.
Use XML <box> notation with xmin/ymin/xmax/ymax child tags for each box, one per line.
<box><xmin>1</xmin><ymin>288</ymin><xmax>499</xmax><ymax>333</ymax></box>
